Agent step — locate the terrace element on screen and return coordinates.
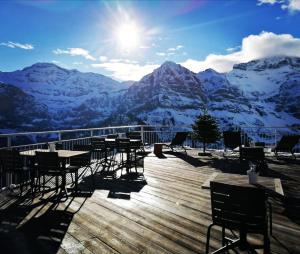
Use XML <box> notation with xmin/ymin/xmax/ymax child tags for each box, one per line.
<box><xmin>0</xmin><ymin>125</ymin><xmax>300</xmax><ymax>254</ymax></box>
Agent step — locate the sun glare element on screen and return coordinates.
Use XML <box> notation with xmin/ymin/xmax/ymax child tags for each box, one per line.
<box><xmin>116</xmin><ymin>22</ymin><xmax>140</xmax><ymax>51</ymax></box>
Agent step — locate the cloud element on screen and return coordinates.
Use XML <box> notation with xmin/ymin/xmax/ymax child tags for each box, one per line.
<box><xmin>180</xmin><ymin>31</ymin><xmax>300</xmax><ymax>73</ymax></box>
<box><xmin>91</xmin><ymin>61</ymin><xmax>159</xmax><ymax>81</ymax></box>
<box><xmin>53</xmin><ymin>47</ymin><xmax>96</xmax><ymax>61</ymax></box>
<box><xmin>282</xmin><ymin>0</ymin><xmax>300</xmax><ymax>12</ymax></box>
<box><xmin>73</xmin><ymin>61</ymin><xmax>83</xmax><ymax>65</ymax></box>
<box><xmin>52</xmin><ymin>60</ymin><xmax>60</xmax><ymax>64</ymax></box>
<box><xmin>0</xmin><ymin>41</ymin><xmax>34</xmax><ymax>50</ymax></box>
<box><xmin>167</xmin><ymin>45</ymin><xmax>184</xmax><ymax>51</ymax></box>
<box><xmin>257</xmin><ymin>0</ymin><xmax>278</xmax><ymax>5</ymax></box>
<box><xmin>156</xmin><ymin>52</ymin><xmax>166</xmax><ymax>56</ymax></box>
<box><xmin>257</xmin><ymin>0</ymin><xmax>300</xmax><ymax>12</ymax></box>
<box><xmin>226</xmin><ymin>45</ymin><xmax>241</xmax><ymax>52</ymax></box>
<box><xmin>99</xmin><ymin>55</ymin><xmax>108</xmax><ymax>62</ymax></box>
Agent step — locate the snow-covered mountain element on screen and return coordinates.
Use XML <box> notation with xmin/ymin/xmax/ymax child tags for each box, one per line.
<box><xmin>0</xmin><ymin>63</ymin><xmax>126</xmax><ymax>130</ymax></box>
<box><xmin>119</xmin><ymin>61</ymin><xmax>208</xmax><ymax>126</ymax></box>
<box><xmin>0</xmin><ymin>57</ymin><xmax>299</xmax><ymax>133</ymax></box>
<box><xmin>0</xmin><ymin>82</ymin><xmax>51</xmax><ymax>131</ymax></box>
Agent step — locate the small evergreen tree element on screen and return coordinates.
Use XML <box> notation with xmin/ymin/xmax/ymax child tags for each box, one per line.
<box><xmin>192</xmin><ymin>111</ymin><xmax>221</xmax><ymax>154</ymax></box>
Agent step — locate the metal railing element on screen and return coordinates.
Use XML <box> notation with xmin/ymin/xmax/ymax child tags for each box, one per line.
<box><xmin>0</xmin><ymin>124</ymin><xmax>299</xmax><ymax>191</ymax></box>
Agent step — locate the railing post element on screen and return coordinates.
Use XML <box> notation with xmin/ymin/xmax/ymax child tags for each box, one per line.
<box><xmin>141</xmin><ymin>126</ymin><xmax>144</xmax><ymax>143</ymax></box>
<box><xmin>90</xmin><ymin>130</ymin><xmax>93</xmax><ymax>137</ymax></box>
<box><xmin>58</xmin><ymin>132</ymin><xmax>62</xmax><ymax>141</ymax></box>
<box><xmin>7</xmin><ymin>136</ymin><xmax>11</xmax><ymax>148</ymax></box>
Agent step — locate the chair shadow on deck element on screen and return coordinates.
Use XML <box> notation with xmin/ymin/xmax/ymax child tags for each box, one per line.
<box><xmin>164</xmin><ymin>151</ymin><xmax>207</xmax><ymax>167</ymax></box>
<box><xmin>91</xmin><ymin>171</ymin><xmax>147</xmax><ymax>200</ymax></box>
<box><xmin>0</xmin><ymin>193</ymin><xmax>87</xmax><ymax>254</ymax></box>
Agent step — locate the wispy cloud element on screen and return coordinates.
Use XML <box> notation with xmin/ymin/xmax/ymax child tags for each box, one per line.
<box><xmin>91</xmin><ymin>60</ymin><xmax>159</xmax><ymax>81</ymax></box>
<box><xmin>53</xmin><ymin>47</ymin><xmax>96</xmax><ymax>61</ymax></box>
<box><xmin>0</xmin><ymin>41</ymin><xmax>34</xmax><ymax>50</ymax></box>
<box><xmin>167</xmin><ymin>45</ymin><xmax>184</xmax><ymax>51</ymax></box>
<box><xmin>99</xmin><ymin>56</ymin><xmax>108</xmax><ymax>62</ymax></box>
<box><xmin>257</xmin><ymin>0</ymin><xmax>300</xmax><ymax>12</ymax></box>
<box><xmin>257</xmin><ymin>0</ymin><xmax>278</xmax><ymax>5</ymax></box>
<box><xmin>73</xmin><ymin>61</ymin><xmax>83</xmax><ymax>65</ymax></box>
<box><xmin>156</xmin><ymin>52</ymin><xmax>166</xmax><ymax>56</ymax></box>
<box><xmin>180</xmin><ymin>31</ymin><xmax>300</xmax><ymax>73</ymax></box>
<box><xmin>226</xmin><ymin>45</ymin><xmax>241</xmax><ymax>52</ymax></box>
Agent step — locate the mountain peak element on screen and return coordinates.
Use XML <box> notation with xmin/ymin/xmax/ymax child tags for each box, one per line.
<box><xmin>233</xmin><ymin>56</ymin><xmax>300</xmax><ymax>71</ymax></box>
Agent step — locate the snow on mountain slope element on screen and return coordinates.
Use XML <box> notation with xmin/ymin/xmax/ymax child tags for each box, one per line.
<box><xmin>227</xmin><ymin>56</ymin><xmax>300</xmax><ymax>97</ymax></box>
<box><xmin>197</xmin><ymin>57</ymin><xmax>300</xmax><ymax>128</ymax></box>
<box><xmin>119</xmin><ymin>61</ymin><xmax>208</xmax><ymax>126</ymax></box>
<box><xmin>0</xmin><ymin>63</ymin><xmax>125</xmax><ymax>128</ymax></box>
<box><xmin>0</xmin><ymin>57</ymin><xmax>299</xmax><ymax>132</ymax></box>
<box><xmin>0</xmin><ymin>82</ymin><xmax>51</xmax><ymax>131</ymax></box>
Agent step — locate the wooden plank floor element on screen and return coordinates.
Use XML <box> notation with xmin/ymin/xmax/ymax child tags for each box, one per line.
<box><xmin>1</xmin><ymin>149</ymin><xmax>300</xmax><ymax>254</ymax></box>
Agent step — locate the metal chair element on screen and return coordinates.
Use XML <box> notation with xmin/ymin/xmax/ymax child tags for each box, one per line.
<box><xmin>223</xmin><ymin>131</ymin><xmax>242</xmax><ymax>157</ymax></box>
<box><xmin>35</xmin><ymin>151</ymin><xmax>66</xmax><ymax>197</ymax></box>
<box><xmin>273</xmin><ymin>135</ymin><xmax>300</xmax><ymax>158</ymax></box>
<box><xmin>0</xmin><ymin>149</ymin><xmax>27</xmax><ymax>195</ymax></box>
<box><xmin>68</xmin><ymin>144</ymin><xmax>94</xmax><ymax>191</ymax></box>
<box><xmin>165</xmin><ymin>132</ymin><xmax>188</xmax><ymax>153</ymax></box>
<box><xmin>206</xmin><ymin>181</ymin><xmax>270</xmax><ymax>254</ymax></box>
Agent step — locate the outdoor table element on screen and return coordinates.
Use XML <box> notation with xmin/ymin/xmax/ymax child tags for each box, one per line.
<box><xmin>20</xmin><ymin>149</ymin><xmax>89</xmax><ymax>194</ymax></box>
<box><xmin>201</xmin><ymin>172</ymin><xmax>284</xmax><ymax>196</ymax></box>
<box><xmin>103</xmin><ymin>139</ymin><xmax>141</xmax><ymax>173</ymax></box>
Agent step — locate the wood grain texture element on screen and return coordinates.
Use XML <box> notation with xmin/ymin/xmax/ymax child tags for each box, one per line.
<box><xmin>1</xmin><ymin>150</ymin><xmax>300</xmax><ymax>254</ymax></box>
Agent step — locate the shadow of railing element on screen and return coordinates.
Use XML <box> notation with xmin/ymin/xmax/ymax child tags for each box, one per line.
<box><xmin>0</xmin><ymin>193</ymin><xmax>86</xmax><ymax>254</ymax></box>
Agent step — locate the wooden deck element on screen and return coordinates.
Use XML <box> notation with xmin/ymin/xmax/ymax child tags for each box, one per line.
<box><xmin>1</xmin><ymin>150</ymin><xmax>300</xmax><ymax>254</ymax></box>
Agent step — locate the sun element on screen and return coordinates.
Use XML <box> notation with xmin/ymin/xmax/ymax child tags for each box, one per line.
<box><xmin>116</xmin><ymin>22</ymin><xmax>140</xmax><ymax>51</ymax></box>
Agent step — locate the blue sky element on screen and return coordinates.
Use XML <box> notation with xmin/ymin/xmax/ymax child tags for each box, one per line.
<box><xmin>1</xmin><ymin>0</ymin><xmax>300</xmax><ymax>81</ymax></box>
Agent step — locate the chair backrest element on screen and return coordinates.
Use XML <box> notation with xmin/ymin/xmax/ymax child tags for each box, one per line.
<box><xmin>35</xmin><ymin>151</ymin><xmax>61</xmax><ymax>173</ymax></box>
<box><xmin>170</xmin><ymin>132</ymin><xmax>188</xmax><ymax>146</ymax></box>
<box><xmin>116</xmin><ymin>138</ymin><xmax>130</xmax><ymax>150</ymax></box>
<box><xmin>210</xmin><ymin>181</ymin><xmax>266</xmax><ymax>232</ymax></box>
<box><xmin>73</xmin><ymin>144</ymin><xmax>92</xmax><ymax>151</ymax></box>
<box><xmin>240</xmin><ymin>147</ymin><xmax>265</xmax><ymax>161</ymax></box>
<box><xmin>223</xmin><ymin>131</ymin><xmax>241</xmax><ymax>150</ymax></box>
<box><xmin>0</xmin><ymin>149</ymin><xmax>23</xmax><ymax>171</ymax></box>
<box><xmin>107</xmin><ymin>134</ymin><xmax>119</xmax><ymax>139</ymax></box>
<box><xmin>276</xmin><ymin>135</ymin><xmax>300</xmax><ymax>152</ymax></box>
<box><xmin>126</xmin><ymin>132</ymin><xmax>142</xmax><ymax>140</ymax></box>
<box><xmin>55</xmin><ymin>143</ymin><xmax>64</xmax><ymax>150</ymax></box>
<box><xmin>90</xmin><ymin>137</ymin><xmax>105</xmax><ymax>150</ymax></box>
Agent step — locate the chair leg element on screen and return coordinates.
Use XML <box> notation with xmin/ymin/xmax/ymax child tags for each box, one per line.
<box><xmin>206</xmin><ymin>224</ymin><xmax>214</xmax><ymax>254</ymax></box>
<box><xmin>268</xmin><ymin>201</ymin><xmax>273</xmax><ymax>235</ymax></box>
<box><xmin>263</xmin><ymin>232</ymin><xmax>270</xmax><ymax>254</ymax></box>
<box><xmin>222</xmin><ymin>227</ymin><xmax>226</xmax><ymax>246</ymax></box>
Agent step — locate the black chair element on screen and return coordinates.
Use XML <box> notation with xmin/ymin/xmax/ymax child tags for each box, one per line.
<box><xmin>126</xmin><ymin>132</ymin><xmax>145</xmax><ymax>153</ymax></box>
<box><xmin>35</xmin><ymin>151</ymin><xmax>66</xmax><ymax>197</ymax></box>
<box><xmin>107</xmin><ymin>134</ymin><xmax>119</xmax><ymax>139</ymax></box>
<box><xmin>165</xmin><ymin>132</ymin><xmax>188</xmax><ymax>153</ymax></box>
<box><xmin>55</xmin><ymin>143</ymin><xmax>64</xmax><ymax>150</ymax></box>
<box><xmin>223</xmin><ymin>131</ymin><xmax>242</xmax><ymax>157</ymax></box>
<box><xmin>116</xmin><ymin>138</ymin><xmax>130</xmax><ymax>168</ymax></box>
<box><xmin>68</xmin><ymin>144</ymin><xmax>94</xmax><ymax>191</ymax></box>
<box><xmin>0</xmin><ymin>149</ymin><xmax>27</xmax><ymax>195</ymax></box>
<box><xmin>206</xmin><ymin>181</ymin><xmax>270</xmax><ymax>254</ymax></box>
<box><xmin>90</xmin><ymin>137</ymin><xmax>106</xmax><ymax>167</ymax></box>
<box><xmin>126</xmin><ymin>132</ymin><xmax>141</xmax><ymax>140</ymax></box>
<box><xmin>273</xmin><ymin>135</ymin><xmax>300</xmax><ymax>158</ymax></box>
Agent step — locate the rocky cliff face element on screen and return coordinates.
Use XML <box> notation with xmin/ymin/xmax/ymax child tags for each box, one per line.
<box><xmin>0</xmin><ymin>82</ymin><xmax>51</xmax><ymax>131</ymax></box>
